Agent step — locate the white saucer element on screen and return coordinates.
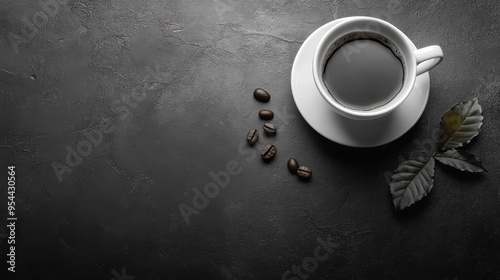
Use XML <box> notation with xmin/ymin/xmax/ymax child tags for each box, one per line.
<box><xmin>291</xmin><ymin>18</ymin><xmax>430</xmax><ymax>148</ymax></box>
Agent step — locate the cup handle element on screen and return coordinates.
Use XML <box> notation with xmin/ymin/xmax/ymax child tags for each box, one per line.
<box><xmin>414</xmin><ymin>45</ymin><xmax>443</xmax><ymax>76</ymax></box>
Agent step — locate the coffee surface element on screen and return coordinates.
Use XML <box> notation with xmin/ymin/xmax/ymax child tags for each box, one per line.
<box><xmin>323</xmin><ymin>39</ymin><xmax>404</xmax><ymax>111</ymax></box>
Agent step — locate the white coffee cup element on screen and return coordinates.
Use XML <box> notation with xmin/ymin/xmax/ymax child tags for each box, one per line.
<box><xmin>312</xmin><ymin>16</ymin><xmax>443</xmax><ymax>120</ymax></box>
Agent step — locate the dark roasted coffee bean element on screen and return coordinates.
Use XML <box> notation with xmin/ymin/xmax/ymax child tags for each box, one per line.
<box><xmin>287</xmin><ymin>158</ymin><xmax>299</xmax><ymax>174</ymax></box>
<box><xmin>253</xmin><ymin>88</ymin><xmax>270</xmax><ymax>102</ymax></box>
<box><xmin>261</xmin><ymin>144</ymin><xmax>277</xmax><ymax>161</ymax></box>
<box><xmin>259</xmin><ymin>109</ymin><xmax>274</xmax><ymax>120</ymax></box>
<box><xmin>263</xmin><ymin>123</ymin><xmax>276</xmax><ymax>136</ymax></box>
<box><xmin>246</xmin><ymin>129</ymin><xmax>259</xmax><ymax>145</ymax></box>
<box><xmin>297</xmin><ymin>166</ymin><xmax>312</xmax><ymax>180</ymax></box>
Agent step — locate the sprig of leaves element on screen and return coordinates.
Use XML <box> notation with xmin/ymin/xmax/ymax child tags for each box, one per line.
<box><xmin>389</xmin><ymin>98</ymin><xmax>486</xmax><ymax>211</ymax></box>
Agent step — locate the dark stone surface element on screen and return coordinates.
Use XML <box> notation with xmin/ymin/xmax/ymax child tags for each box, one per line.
<box><xmin>1</xmin><ymin>0</ymin><xmax>499</xmax><ymax>279</ymax></box>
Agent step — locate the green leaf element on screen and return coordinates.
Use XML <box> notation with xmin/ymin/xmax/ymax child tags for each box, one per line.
<box><xmin>434</xmin><ymin>149</ymin><xmax>486</xmax><ymax>173</ymax></box>
<box><xmin>390</xmin><ymin>157</ymin><xmax>435</xmax><ymax>210</ymax></box>
<box><xmin>439</xmin><ymin>98</ymin><xmax>483</xmax><ymax>150</ymax></box>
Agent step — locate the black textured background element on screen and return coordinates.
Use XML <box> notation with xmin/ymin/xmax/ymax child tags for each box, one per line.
<box><xmin>1</xmin><ymin>0</ymin><xmax>499</xmax><ymax>279</ymax></box>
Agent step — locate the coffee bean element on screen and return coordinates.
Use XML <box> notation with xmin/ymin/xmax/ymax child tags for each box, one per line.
<box><xmin>259</xmin><ymin>109</ymin><xmax>274</xmax><ymax>120</ymax></box>
<box><xmin>263</xmin><ymin>123</ymin><xmax>276</xmax><ymax>136</ymax></box>
<box><xmin>246</xmin><ymin>129</ymin><xmax>259</xmax><ymax>145</ymax></box>
<box><xmin>297</xmin><ymin>166</ymin><xmax>312</xmax><ymax>180</ymax></box>
<box><xmin>287</xmin><ymin>158</ymin><xmax>299</xmax><ymax>174</ymax></box>
<box><xmin>261</xmin><ymin>144</ymin><xmax>277</xmax><ymax>161</ymax></box>
<box><xmin>254</xmin><ymin>88</ymin><xmax>270</xmax><ymax>102</ymax></box>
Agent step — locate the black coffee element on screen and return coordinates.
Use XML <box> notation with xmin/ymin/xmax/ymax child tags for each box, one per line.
<box><xmin>323</xmin><ymin>39</ymin><xmax>404</xmax><ymax>110</ymax></box>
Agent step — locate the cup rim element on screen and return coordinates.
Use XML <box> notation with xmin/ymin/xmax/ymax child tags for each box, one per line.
<box><xmin>312</xmin><ymin>16</ymin><xmax>417</xmax><ymax>119</ymax></box>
